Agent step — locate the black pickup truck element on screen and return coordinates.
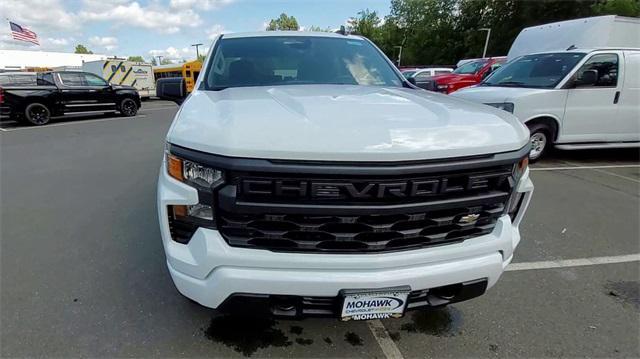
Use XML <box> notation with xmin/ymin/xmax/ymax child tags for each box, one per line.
<box><xmin>0</xmin><ymin>71</ymin><xmax>141</xmax><ymax>125</ymax></box>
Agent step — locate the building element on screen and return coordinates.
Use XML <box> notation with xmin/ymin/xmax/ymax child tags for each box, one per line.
<box><xmin>0</xmin><ymin>50</ymin><xmax>107</xmax><ymax>71</ymax></box>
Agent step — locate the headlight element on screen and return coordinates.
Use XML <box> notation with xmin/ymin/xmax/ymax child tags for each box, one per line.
<box><xmin>164</xmin><ymin>144</ymin><xmax>223</xmax><ymax>243</ymax></box>
<box><xmin>436</xmin><ymin>84</ymin><xmax>448</xmax><ymax>90</ymax></box>
<box><xmin>485</xmin><ymin>102</ymin><xmax>515</xmax><ymax>113</ymax></box>
<box><xmin>166</xmin><ymin>150</ymin><xmax>223</xmax><ymax>188</ymax></box>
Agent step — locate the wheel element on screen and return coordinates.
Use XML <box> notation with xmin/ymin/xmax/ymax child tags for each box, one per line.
<box><xmin>119</xmin><ymin>98</ymin><xmax>138</xmax><ymax>117</ymax></box>
<box><xmin>24</xmin><ymin>103</ymin><xmax>51</xmax><ymax>126</ymax></box>
<box><xmin>527</xmin><ymin>123</ymin><xmax>552</xmax><ymax>162</ymax></box>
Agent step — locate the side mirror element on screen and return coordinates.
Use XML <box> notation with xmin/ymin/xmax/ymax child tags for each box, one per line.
<box><xmin>156</xmin><ymin>77</ymin><xmax>187</xmax><ymax>104</ymax></box>
<box><xmin>406</xmin><ymin>77</ymin><xmax>417</xmax><ymax>86</ymax></box>
<box><xmin>576</xmin><ymin>69</ymin><xmax>598</xmax><ymax>87</ymax></box>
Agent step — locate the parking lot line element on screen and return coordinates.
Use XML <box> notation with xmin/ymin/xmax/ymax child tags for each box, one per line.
<box><xmin>0</xmin><ymin>114</ymin><xmax>148</xmax><ymax>132</ymax></box>
<box><xmin>506</xmin><ymin>253</ymin><xmax>640</xmax><ymax>272</ymax></box>
<box><xmin>368</xmin><ymin>320</ymin><xmax>405</xmax><ymax>359</ymax></box>
<box><xmin>142</xmin><ymin>106</ymin><xmax>178</xmax><ymax>111</ymax></box>
<box><xmin>531</xmin><ymin>164</ymin><xmax>640</xmax><ymax>171</ymax></box>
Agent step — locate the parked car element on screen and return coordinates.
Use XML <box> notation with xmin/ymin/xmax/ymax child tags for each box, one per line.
<box><xmin>421</xmin><ymin>57</ymin><xmax>506</xmax><ymax>94</ymax></box>
<box><xmin>402</xmin><ymin>67</ymin><xmax>453</xmax><ymax>79</ymax></box>
<box><xmin>156</xmin><ymin>31</ymin><xmax>533</xmax><ymax>320</ymax></box>
<box><xmin>0</xmin><ymin>71</ymin><xmax>140</xmax><ymax>125</ymax></box>
<box><xmin>453</xmin><ymin>16</ymin><xmax>640</xmax><ymax>161</ymax></box>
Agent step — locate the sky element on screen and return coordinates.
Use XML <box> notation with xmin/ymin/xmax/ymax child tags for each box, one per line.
<box><xmin>0</xmin><ymin>0</ymin><xmax>390</xmax><ymax>62</ymax></box>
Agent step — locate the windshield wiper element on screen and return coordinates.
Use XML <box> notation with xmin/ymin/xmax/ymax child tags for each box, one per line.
<box><xmin>493</xmin><ymin>81</ymin><xmax>527</xmax><ymax>87</ymax></box>
<box><xmin>208</xmin><ymin>86</ymin><xmax>230</xmax><ymax>91</ymax></box>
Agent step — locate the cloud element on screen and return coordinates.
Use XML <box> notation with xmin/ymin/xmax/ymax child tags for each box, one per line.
<box><xmin>149</xmin><ymin>46</ymin><xmax>207</xmax><ymax>62</ymax></box>
<box><xmin>169</xmin><ymin>0</ymin><xmax>234</xmax><ymax>10</ymax></box>
<box><xmin>79</xmin><ymin>1</ymin><xmax>203</xmax><ymax>34</ymax></box>
<box><xmin>206</xmin><ymin>24</ymin><xmax>226</xmax><ymax>39</ymax></box>
<box><xmin>89</xmin><ymin>36</ymin><xmax>118</xmax><ymax>51</ymax></box>
<box><xmin>0</xmin><ymin>0</ymin><xmax>81</xmax><ymax>31</ymax></box>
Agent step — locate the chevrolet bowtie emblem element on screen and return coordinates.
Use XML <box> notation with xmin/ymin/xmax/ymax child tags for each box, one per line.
<box><xmin>458</xmin><ymin>213</ymin><xmax>480</xmax><ymax>224</ymax></box>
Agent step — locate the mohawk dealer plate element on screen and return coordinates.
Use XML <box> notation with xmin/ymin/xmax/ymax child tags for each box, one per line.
<box><xmin>340</xmin><ymin>287</ymin><xmax>410</xmax><ymax>321</ymax></box>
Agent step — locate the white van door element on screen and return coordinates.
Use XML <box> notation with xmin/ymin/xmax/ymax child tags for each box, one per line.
<box><xmin>617</xmin><ymin>51</ymin><xmax>640</xmax><ymax>141</ymax></box>
<box><xmin>561</xmin><ymin>51</ymin><xmax>625</xmax><ymax>142</ymax></box>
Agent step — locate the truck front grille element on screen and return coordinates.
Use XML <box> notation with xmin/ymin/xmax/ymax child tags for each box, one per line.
<box><xmin>218</xmin><ymin>203</ymin><xmax>505</xmax><ymax>253</ymax></box>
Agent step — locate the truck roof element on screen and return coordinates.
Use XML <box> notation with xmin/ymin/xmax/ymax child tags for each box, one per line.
<box><xmin>221</xmin><ymin>31</ymin><xmax>363</xmax><ymax>40</ymax></box>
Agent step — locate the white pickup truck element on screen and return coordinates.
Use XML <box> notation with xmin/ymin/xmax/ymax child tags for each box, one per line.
<box><xmin>156</xmin><ymin>32</ymin><xmax>533</xmax><ymax>321</ymax></box>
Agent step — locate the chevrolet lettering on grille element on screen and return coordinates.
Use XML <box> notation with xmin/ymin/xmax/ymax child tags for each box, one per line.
<box><xmin>241</xmin><ymin>172</ymin><xmax>512</xmax><ymax>200</ymax></box>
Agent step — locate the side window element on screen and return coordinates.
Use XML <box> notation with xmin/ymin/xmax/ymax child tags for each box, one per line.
<box><xmin>37</xmin><ymin>73</ymin><xmax>55</xmax><ymax>86</ymax></box>
<box><xmin>83</xmin><ymin>73</ymin><xmax>108</xmax><ymax>86</ymax></box>
<box><xmin>58</xmin><ymin>72</ymin><xmax>86</xmax><ymax>86</ymax></box>
<box><xmin>435</xmin><ymin>70</ymin><xmax>451</xmax><ymax>75</ymax></box>
<box><xmin>576</xmin><ymin>53</ymin><xmax>618</xmax><ymax>87</ymax></box>
<box><xmin>121</xmin><ymin>66</ymin><xmax>126</xmax><ymax>73</ymax></box>
<box><xmin>111</xmin><ymin>65</ymin><xmax>117</xmax><ymax>73</ymax></box>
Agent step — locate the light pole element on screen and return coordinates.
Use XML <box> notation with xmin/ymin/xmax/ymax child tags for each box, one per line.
<box><xmin>394</xmin><ymin>45</ymin><xmax>403</xmax><ymax>67</ymax></box>
<box><xmin>479</xmin><ymin>28</ymin><xmax>491</xmax><ymax>58</ymax></box>
<box><xmin>156</xmin><ymin>55</ymin><xmax>163</xmax><ymax>65</ymax></box>
<box><xmin>192</xmin><ymin>43</ymin><xmax>203</xmax><ymax>59</ymax></box>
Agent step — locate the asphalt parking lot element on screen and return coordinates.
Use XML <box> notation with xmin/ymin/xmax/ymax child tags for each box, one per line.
<box><xmin>1</xmin><ymin>100</ymin><xmax>638</xmax><ymax>358</ymax></box>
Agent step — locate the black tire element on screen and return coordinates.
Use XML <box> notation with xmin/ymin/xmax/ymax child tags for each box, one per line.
<box><xmin>24</xmin><ymin>103</ymin><xmax>51</xmax><ymax>126</ymax></box>
<box><xmin>527</xmin><ymin>123</ymin><xmax>552</xmax><ymax>163</ymax></box>
<box><xmin>119</xmin><ymin>98</ymin><xmax>138</xmax><ymax>117</ymax></box>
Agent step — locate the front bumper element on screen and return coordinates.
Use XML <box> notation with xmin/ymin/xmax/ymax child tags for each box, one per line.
<box><xmin>157</xmin><ymin>160</ymin><xmax>533</xmax><ymax>310</ymax></box>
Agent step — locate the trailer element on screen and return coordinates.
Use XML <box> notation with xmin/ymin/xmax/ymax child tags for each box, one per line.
<box><xmin>83</xmin><ymin>59</ymin><xmax>155</xmax><ymax>98</ymax></box>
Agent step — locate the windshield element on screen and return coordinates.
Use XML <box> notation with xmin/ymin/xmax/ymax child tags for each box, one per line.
<box><xmin>204</xmin><ymin>36</ymin><xmax>403</xmax><ymax>90</ymax></box>
<box><xmin>453</xmin><ymin>60</ymin><xmax>488</xmax><ymax>74</ymax></box>
<box><xmin>482</xmin><ymin>52</ymin><xmax>586</xmax><ymax>88</ymax></box>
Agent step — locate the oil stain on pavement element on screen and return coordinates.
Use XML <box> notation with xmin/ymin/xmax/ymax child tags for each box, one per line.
<box><xmin>400</xmin><ymin>307</ymin><xmax>463</xmax><ymax>337</ymax></box>
<box><xmin>344</xmin><ymin>331</ymin><xmax>364</xmax><ymax>346</ymax></box>
<box><xmin>204</xmin><ymin>314</ymin><xmax>292</xmax><ymax>356</ymax></box>
<box><xmin>605</xmin><ymin>281</ymin><xmax>640</xmax><ymax>311</ymax></box>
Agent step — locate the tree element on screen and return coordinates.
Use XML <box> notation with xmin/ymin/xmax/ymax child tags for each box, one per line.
<box><xmin>347</xmin><ymin>9</ymin><xmax>382</xmax><ymax>40</ymax></box>
<box><xmin>127</xmin><ymin>56</ymin><xmax>145</xmax><ymax>62</ymax></box>
<box><xmin>306</xmin><ymin>25</ymin><xmax>332</xmax><ymax>32</ymax></box>
<box><xmin>266</xmin><ymin>13</ymin><xmax>299</xmax><ymax>31</ymax></box>
<box><xmin>197</xmin><ymin>54</ymin><xmax>206</xmax><ymax>62</ymax></box>
<box><xmin>592</xmin><ymin>0</ymin><xmax>640</xmax><ymax>16</ymax></box>
<box><xmin>74</xmin><ymin>44</ymin><xmax>93</xmax><ymax>54</ymax></box>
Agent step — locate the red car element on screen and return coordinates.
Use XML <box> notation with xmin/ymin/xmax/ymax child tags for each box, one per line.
<box><xmin>417</xmin><ymin>57</ymin><xmax>506</xmax><ymax>94</ymax></box>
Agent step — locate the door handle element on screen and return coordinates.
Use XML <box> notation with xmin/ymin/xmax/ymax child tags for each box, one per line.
<box><xmin>614</xmin><ymin>91</ymin><xmax>620</xmax><ymax>104</ymax></box>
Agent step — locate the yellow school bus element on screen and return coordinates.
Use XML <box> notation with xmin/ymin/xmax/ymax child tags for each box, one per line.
<box><xmin>153</xmin><ymin>60</ymin><xmax>202</xmax><ymax>93</ymax></box>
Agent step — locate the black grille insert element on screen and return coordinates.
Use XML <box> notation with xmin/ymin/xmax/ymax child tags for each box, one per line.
<box><xmin>219</xmin><ymin>203</ymin><xmax>505</xmax><ymax>253</ymax></box>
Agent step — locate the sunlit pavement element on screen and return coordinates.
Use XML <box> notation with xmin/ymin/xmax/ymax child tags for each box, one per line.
<box><xmin>1</xmin><ymin>101</ymin><xmax>638</xmax><ymax>357</ymax></box>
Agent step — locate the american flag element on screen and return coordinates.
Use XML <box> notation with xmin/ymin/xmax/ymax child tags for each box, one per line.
<box><xmin>9</xmin><ymin>21</ymin><xmax>39</xmax><ymax>45</ymax></box>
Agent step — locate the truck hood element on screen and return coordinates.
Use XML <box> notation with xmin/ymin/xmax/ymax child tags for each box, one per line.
<box><xmin>167</xmin><ymin>85</ymin><xmax>529</xmax><ymax>161</ymax></box>
<box><xmin>452</xmin><ymin>85</ymin><xmax>551</xmax><ymax>103</ymax></box>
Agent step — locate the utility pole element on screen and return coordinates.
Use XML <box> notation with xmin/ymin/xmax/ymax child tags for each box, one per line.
<box><xmin>394</xmin><ymin>45</ymin><xmax>403</xmax><ymax>67</ymax></box>
<box><xmin>479</xmin><ymin>28</ymin><xmax>491</xmax><ymax>58</ymax></box>
<box><xmin>192</xmin><ymin>43</ymin><xmax>203</xmax><ymax>59</ymax></box>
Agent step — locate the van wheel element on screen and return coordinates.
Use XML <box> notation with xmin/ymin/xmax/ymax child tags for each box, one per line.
<box><xmin>24</xmin><ymin>103</ymin><xmax>51</xmax><ymax>125</ymax></box>
<box><xmin>528</xmin><ymin>123</ymin><xmax>552</xmax><ymax>162</ymax></box>
<box><xmin>119</xmin><ymin>98</ymin><xmax>138</xmax><ymax>117</ymax></box>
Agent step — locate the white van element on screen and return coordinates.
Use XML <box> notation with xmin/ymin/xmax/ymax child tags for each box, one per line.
<box><xmin>453</xmin><ymin>16</ymin><xmax>640</xmax><ymax>161</ymax></box>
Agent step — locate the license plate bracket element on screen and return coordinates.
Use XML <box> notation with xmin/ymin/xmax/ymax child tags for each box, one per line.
<box><xmin>340</xmin><ymin>286</ymin><xmax>411</xmax><ymax>321</ymax></box>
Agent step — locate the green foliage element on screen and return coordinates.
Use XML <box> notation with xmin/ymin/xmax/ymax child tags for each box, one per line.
<box><xmin>266</xmin><ymin>13</ymin><xmax>300</xmax><ymax>31</ymax></box>
<box><xmin>592</xmin><ymin>0</ymin><xmax>640</xmax><ymax>16</ymax></box>
<box><xmin>127</xmin><ymin>56</ymin><xmax>145</xmax><ymax>62</ymax></box>
<box><xmin>197</xmin><ymin>54</ymin><xmax>206</xmax><ymax>62</ymax></box>
<box><xmin>74</xmin><ymin>44</ymin><xmax>93</xmax><ymax>54</ymax></box>
<box><xmin>348</xmin><ymin>0</ymin><xmax>639</xmax><ymax>66</ymax></box>
<box><xmin>306</xmin><ymin>25</ymin><xmax>332</xmax><ymax>32</ymax></box>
